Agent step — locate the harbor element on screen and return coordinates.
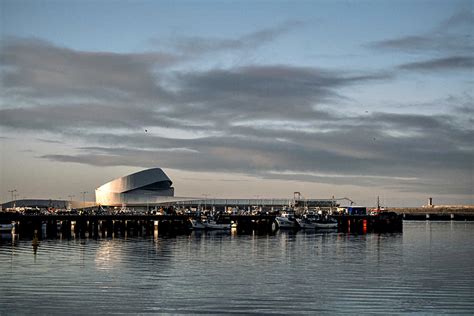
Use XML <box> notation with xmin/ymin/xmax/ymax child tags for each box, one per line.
<box><xmin>4</xmin><ymin>167</ymin><xmax>473</xmax><ymax>241</ymax></box>
<box><xmin>2</xmin><ymin>3</ymin><xmax>472</xmax><ymax>314</ymax></box>
<box><xmin>0</xmin><ymin>211</ymin><xmax>404</xmax><ymax>240</ymax></box>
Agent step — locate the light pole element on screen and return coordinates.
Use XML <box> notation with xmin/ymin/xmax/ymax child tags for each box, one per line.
<box><xmin>8</xmin><ymin>189</ymin><xmax>17</xmax><ymax>208</ymax></box>
<box><xmin>68</xmin><ymin>195</ymin><xmax>75</xmax><ymax>210</ymax></box>
<box><xmin>8</xmin><ymin>189</ymin><xmax>17</xmax><ymax>202</ymax></box>
<box><xmin>202</xmin><ymin>194</ymin><xmax>209</xmax><ymax>212</ymax></box>
<box><xmin>80</xmin><ymin>191</ymin><xmax>88</xmax><ymax>210</ymax></box>
<box><xmin>255</xmin><ymin>195</ymin><xmax>260</xmax><ymax>212</ymax></box>
<box><xmin>13</xmin><ymin>193</ymin><xmax>19</xmax><ymax>208</ymax></box>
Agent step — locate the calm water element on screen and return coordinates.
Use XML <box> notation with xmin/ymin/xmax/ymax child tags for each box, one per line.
<box><xmin>1</xmin><ymin>221</ymin><xmax>473</xmax><ymax>315</ymax></box>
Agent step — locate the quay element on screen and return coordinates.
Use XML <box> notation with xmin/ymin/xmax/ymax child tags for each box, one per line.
<box><xmin>0</xmin><ymin>212</ymin><xmax>404</xmax><ymax>239</ymax></box>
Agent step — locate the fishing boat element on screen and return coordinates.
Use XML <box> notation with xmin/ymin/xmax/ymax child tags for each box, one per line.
<box><xmin>296</xmin><ymin>213</ymin><xmax>338</xmax><ymax>229</ymax></box>
<box><xmin>190</xmin><ymin>219</ymin><xmax>231</xmax><ymax>230</ymax></box>
<box><xmin>313</xmin><ymin>217</ymin><xmax>338</xmax><ymax>229</ymax></box>
<box><xmin>275</xmin><ymin>210</ymin><xmax>298</xmax><ymax>229</ymax></box>
<box><xmin>296</xmin><ymin>216</ymin><xmax>318</xmax><ymax>229</ymax></box>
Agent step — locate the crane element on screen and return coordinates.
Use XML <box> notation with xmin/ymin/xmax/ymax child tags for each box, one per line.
<box><xmin>333</xmin><ymin>197</ymin><xmax>356</xmax><ymax>206</ymax></box>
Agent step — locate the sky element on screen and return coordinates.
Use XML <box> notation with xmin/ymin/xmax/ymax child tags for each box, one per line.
<box><xmin>0</xmin><ymin>0</ymin><xmax>472</xmax><ymax>207</ymax></box>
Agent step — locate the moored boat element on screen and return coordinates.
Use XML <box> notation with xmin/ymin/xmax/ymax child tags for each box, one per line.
<box><xmin>275</xmin><ymin>210</ymin><xmax>298</xmax><ymax>229</ymax></box>
<box><xmin>314</xmin><ymin>218</ymin><xmax>338</xmax><ymax>229</ymax></box>
<box><xmin>190</xmin><ymin>219</ymin><xmax>231</xmax><ymax>230</ymax></box>
<box><xmin>296</xmin><ymin>214</ymin><xmax>338</xmax><ymax>229</ymax></box>
<box><xmin>296</xmin><ymin>217</ymin><xmax>318</xmax><ymax>229</ymax></box>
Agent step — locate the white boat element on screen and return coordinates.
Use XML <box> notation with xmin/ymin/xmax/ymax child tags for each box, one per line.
<box><xmin>190</xmin><ymin>219</ymin><xmax>231</xmax><ymax>230</ymax></box>
<box><xmin>296</xmin><ymin>215</ymin><xmax>338</xmax><ymax>229</ymax></box>
<box><xmin>275</xmin><ymin>211</ymin><xmax>298</xmax><ymax>229</ymax></box>
<box><xmin>296</xmin><ymin>217</ymin><xmax>318</xmax><ymax>229</ymax></box>
<box><xmin>314</xmin><ymin>219</ymin><xmax>338</xmax><ymax>229</ymax></box>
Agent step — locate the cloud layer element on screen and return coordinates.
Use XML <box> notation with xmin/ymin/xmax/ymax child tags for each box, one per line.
<box><xmin>1</xmin><ymin>15</ymin><xmax>473</xmax><ymax>200</ymax></box>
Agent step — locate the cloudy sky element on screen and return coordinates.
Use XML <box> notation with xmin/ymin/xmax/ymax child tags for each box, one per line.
<box><xmin>1</xmin><ymin>0</ymin><xmax>472</xmax><ymax>206</ymax></box>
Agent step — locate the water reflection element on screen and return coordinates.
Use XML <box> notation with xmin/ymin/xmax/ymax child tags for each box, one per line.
<box><xmin>0</xmin><ymin>222</ymin><xmax>473</xmax><ymax>314</ymax></box>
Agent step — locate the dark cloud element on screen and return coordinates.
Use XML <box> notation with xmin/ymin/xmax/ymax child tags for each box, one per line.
<box><xmin>0</xmin><ymin>104</ymin><xmax>181</xmax><ymax>132</ymax></box>
<box><xmin>439</xmin><ymin>10</ymin><xmax>474</xmax><ymax>30</ymax></box>
<box><xmin>1</xmin><ymin>37</ymin><xmax>176</xmax><ymax>101</ymax></box>
<box><xmin>370</xmin><ymin>35</ymin><xmax>440</xmax><ymax>52</ymax></box>
<box><xmin>167</xmin><ymin>65</ymin><xmax>390</xmax><ymax>124</ymax></box>
<box><xmin>398</xmin><ymin>56</ymin><xmax>474</xmax><ymax>72</ymax></box>
<box><xmin>0</xmin><ymin>36</ymin><xmax>390</xmax><ymax>133</ymax></box>
<box><xmin>151</xmin><ymin>20</ymin><xmax>304</xmax><ymax>55</ymax></box>
<box><xmin>37</xmin><ymin>108</ymin><xmax>473</xmax><ymax>195</ymax></box>
<box><xmin>368</xmin><ymin>10</ymin><xmax>473</xmax><ymax>54</ymax></box>
<box><xmin>35</xmin><ymin>138</ymin><xmax>64</xmax><ymax>144</ymax></box>
<box><xmin>369</xmin><ymin>34</ymin><xmax>472</xmax><ymax>54</ymax></box>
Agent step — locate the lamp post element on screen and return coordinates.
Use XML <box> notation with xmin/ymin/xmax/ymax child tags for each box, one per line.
<box><xmin>13</xmin><ymin>193</ymin><xmax>19</xmax><ymax>208</ymax></box>
<box><xmin>68</xmin><ymin>195</ymin><xmax>75</xmax><ymax>210</ymax></box>
<box><xmin>255</xmin><ymin>195</ymin><xmax>260</xmax><ymax>212</ymax></box>
<box><xmin>202</xmin><ymin>194</ymin><xmax>209</xmax><ymax>212</ymax></box>
<box><xmin>80</xmin><ymin>191</ymin><xmax>88</xmax><ymax>210</ymax></box>
<box><xmin>142</xmin><ymin>192</ymin><xmax>156</xmax><ymax>214</ymax></box>
<box><xmin>8</xmin><ymin>189</ymin><xmax>17</xmax><ymax>208</ymax></box>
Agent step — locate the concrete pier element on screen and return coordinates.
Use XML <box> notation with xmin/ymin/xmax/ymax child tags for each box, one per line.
<box><xmin>0</xmin><ymin>212</ymin><xmax>408</xmax><ymax>239</ymax></box>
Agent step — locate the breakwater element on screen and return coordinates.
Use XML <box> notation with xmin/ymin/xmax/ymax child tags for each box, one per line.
<box><xmin>391</xmin><ymin>206</ymin><xmax>474</xmax><ymax>221</ymax></box>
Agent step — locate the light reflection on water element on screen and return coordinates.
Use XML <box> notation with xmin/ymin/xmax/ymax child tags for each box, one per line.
<box><xmin>0</xmin><ymin>222</ymin><xmax>473</xmax><ymax>314</ymax></box>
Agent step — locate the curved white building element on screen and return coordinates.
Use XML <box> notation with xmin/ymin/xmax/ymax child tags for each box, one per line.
<box><xmin>95</xmin><ymin>168</ymin><xmax>176</xmax><ymax>206</ymax></box>
<box><xmin>94</xmin><ymin>167</ymin><xmax>336</xmax><ymax>209</ymax></box>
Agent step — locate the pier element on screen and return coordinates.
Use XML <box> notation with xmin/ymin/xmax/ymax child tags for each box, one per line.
<box><xmin>0</xmin><ymin>212</ymin><xmax>404</xmax><ymax>239</ymax></box>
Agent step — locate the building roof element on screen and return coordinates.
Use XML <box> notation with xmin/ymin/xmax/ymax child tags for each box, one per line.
<box><xmin>96</xmin><ymin>168</ymin><xmax>172</xmax><ymax>193</ymax></box>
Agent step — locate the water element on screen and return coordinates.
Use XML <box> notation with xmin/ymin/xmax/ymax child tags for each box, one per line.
<box><xmin>1</xmin><ymin>221</ymin><xmax>473</xmax><ymax>315</ymax></box>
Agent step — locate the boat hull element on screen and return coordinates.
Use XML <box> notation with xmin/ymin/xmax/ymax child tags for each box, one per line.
<box><xmin>314</xmin><ymin>222</ymin><xmax>338</xmax><ymax>229</ymax></box>
<box><xmin>190</xmin><ymin>220</ymin><xmax>231</xmax><ymax>230</ymax></box>
<box><xmin>296</xmin><ymin>218</ymin><xmax>317</xmax><ymax>229</ymax></box>
<box><xmin>296</xmin><ymin>218</ymin><xmax>338</xmax><ymax>229</ymax></box>
<box><xmin>275</xmin><ymin>217</ymin><xmax>298</xmax><ymax>229</ymax></box>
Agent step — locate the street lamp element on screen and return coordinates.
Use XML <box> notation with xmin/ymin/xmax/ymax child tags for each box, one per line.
<box><xmin>255</xmin><ymin>195</ymin><xmax>260</xmax><ymax>209</ymax></box>
<box><xmin>8</xmin><ymin>189</ymin><xmax>17</xmax><ymax>208</ymax></box>
<box><xmin>68</xmin><ymin>195</ymin><xmax>75</xmax><ymax>210</ymax></box>
<box><xmin>80</xmin><ymin>191</ymin><xmax>88</xmax><ymax>210</ymax></box>
<box><xmin>202</xmin><ymin>194</ymin><xmax>209</xmax><ymax>212</ymax></box>
<box><xmin>8</xmin><ymin>189</ymin><xmax>17</xmax><ymax>202</ymax></box>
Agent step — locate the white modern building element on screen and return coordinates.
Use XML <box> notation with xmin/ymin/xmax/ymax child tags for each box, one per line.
<box><xmin>95</xmin><ymin>167</ymin><xmax>336</xmax><ymax>209</ymax></box>
<box><xmin>95</xmin><ymin>168</ymin><xmax>189</xmax><ymax>206</ymax></box>
<box><xmin>1</xmin><ymin>168</ymin><xmax>338</xmax><ymax>210</ymax></box>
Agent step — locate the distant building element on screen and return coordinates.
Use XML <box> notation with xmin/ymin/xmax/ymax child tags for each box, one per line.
<box><xmin>95</xmin><ymin>168</ymin><xmax>178</xmax><ymax>207</ymax></box>
<box><xmin>2</xmin><ymin>167</ymin><xmax>337</xmax><ymax>210</ymax></box>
